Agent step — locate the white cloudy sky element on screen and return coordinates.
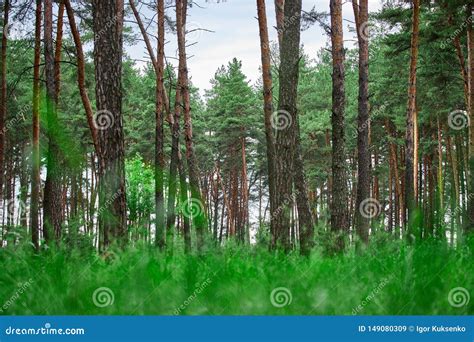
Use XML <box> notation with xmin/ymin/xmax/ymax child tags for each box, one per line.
<box><xmin>127</xmin><ymin>0</ymin><xmax>383</xmax><ymax>93</ymax></box>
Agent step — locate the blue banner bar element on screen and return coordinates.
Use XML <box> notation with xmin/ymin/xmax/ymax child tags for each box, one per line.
<box><xmin>0</xmin><ymin>316</ymin><xmax>472</xmax><ymax>341</ymax></box>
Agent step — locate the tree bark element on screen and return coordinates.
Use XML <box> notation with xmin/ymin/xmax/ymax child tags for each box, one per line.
<box><xmin>0</xmin><ymin>0</ymin><xmax>9</xmax><ymax>201</ymax></box>
<box><xmin>330</xmin><ymin>0</ymin><xmax>349</xmax><ymax>251</ymax></box>
<box><xmin>64</xmin><ymin>0</ymin><xmax>100</xmax><ymax>158</ymax></box>
<box><xmin>404</xmin><ymin>0</ymin><xmax>420</xmax><ymax>239</ymax></box>
<box><xmin>31</xmin><ymin>0</ymin><xmax>42</xmax><ymax>250</ymax></box>
<box><xmin>467</xmin><ymin>3</ymin><xmax>474</xmax><ymax>232</ymax></box>
<box><xmin>177</xmin><ymin>0</ymin><xmax>206</xmax><ymax>252</ymax></box>
<box><xmin>272</xmin><ymin>0</ymin><xmax>303</xmax><ymax>252</ymax></box>
<box><xmin>352</xmin><ymin>0</ymin><xmax>370</xmax><ymax>245</ymax></box>
<box><xmin>43</xmin><ymin>0</ymin><xmax>63</xmax><ymax>243</ymax></box>
<box><xmin>256</xmin><ymin>0</ymin><xmax>277</xmax><ymax>248</ymax></box>
<box><xmin>92</xmin><ymin>0</ymin><xmax>127</xmax><ymax>248</ymax></box>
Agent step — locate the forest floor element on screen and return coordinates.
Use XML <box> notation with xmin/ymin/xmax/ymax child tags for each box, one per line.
<box><xmin>0</xmin><ymin>237</ymin><xmax>473</xmax><ymax>315</ymax></box>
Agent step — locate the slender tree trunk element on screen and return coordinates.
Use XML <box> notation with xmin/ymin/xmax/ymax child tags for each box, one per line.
<box><xmin>155</xmin><ymin>0</ymin><xmax>166</xmax><ymax>248</ymax></box>
<box><xmin>256</xmin><ymin>0</ymin><xmax>277</xmax><ymax>249</ymax></box>
<box><xmin>0</xmin><ymin>0</ymin><xmax>9</xmax><ymax>201</ymax></box>
<box><xmin>31</xmin><ymin>0</ymin><xmax>42</xmax><ymax>250</ymax></box>
<box><xmin>467</xmin><ymin>3</ymin><xmax>474</xmax><ymax>232</ymax></box>
<box><xmin>330</xmin><ymin>0</ymin><xmax>349</xmax><ymax>251</ymax></box>
<box><xmin>178</xmin><ymin>151</ymin><xmax>191</xmax><ymax>253</ymax></box>
<box><xmin>64</xmin><ymin>0</ymin><xmax>100</xmax><ymax>157</ymax></box>
<box><xmin>43</xmin><ymin>0</ymin><xmax>63</xmax><ymax>243</ymax></box>
<box><xmin>352</xmin><ymin>0</ymin><xmax>370</xmax><ymax>245</ymax></box>
<box><xmin>177</xmin><ymin>0</ymin><xmax>206</xmax><ymax>252</ymax></box>
<box><xmin>274</xmin><ymin>0</ymin><xmax>284</xmax><ymax>48</ymax></box>
<box><xmin>404</xmin><ymin>0</ymin><xmax>420</xmax><ymax>240</ymax></box>
<box><xmin>92</xmin><ymin>0</ymin><xmax>127</xmax><ymax>248</ymax></box>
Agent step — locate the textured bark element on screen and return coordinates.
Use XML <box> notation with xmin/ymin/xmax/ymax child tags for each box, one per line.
<box><xmin>352</xmin><ymin>0</ymin><xmax>370</xmax><ymax>244</ymax></box>
<box><xmin>0</xmin><ymin>0</ymin><xmax>9</xmax><ymax>200</ymax></box>
<box><xmin>274</xmin><ymin>0</ymin><xmax>284</xmax><ymax>47</ymax></box>
<box><xmin>256</xmin><ymin>0</ymin><xmax>277</xmax><ymax>248</ymax></box>
<box><xmin>31</xmin><ymin>0</ymin><xmax>42</xmax><ymax>250</ymax></box>
<box><xmin>178</xmin><ymin>150</ymin><xmax>191</xmax><ymax>253</ymax></box>
<box><xmin>64</xmin><ymin>0</ymin><xmax>100</xmax><ymax>158</ymax></box>
<box><xmin>404</xmin><ymin>0</ymin><xmax>420</xmax><ymax>237</ymax></box>
<box><xmin>92</xmin><ymin>0</ymin><xmax>127</xmax><ymax>248</ymax></box>
<box><xmin>43</xmin><ymin>0</ymin><xmax>63</xmax><ymax>243</ymax></box>
<box><xmin>330</xmin><ymin>0</ymin><xmax>349</xmax><ymax>251</ymax></box>
<box><xmin>155</xmin><ymin>0</ymin><xmax>166</xmax><ymax>248</ymax></box>
<box><xmin>177</xmin><ymin>0</ymin><xmax>206</xmax><ymax>251</ymax></box>
<box><xmin>467</xmin><ymin>3</ymin><xmax>474</xmax><ymax>232</ymax></box>
<box><xmin>273</xmin><ymin>0</ymin><xmax>302</xmax><ymax>252</ymax></box>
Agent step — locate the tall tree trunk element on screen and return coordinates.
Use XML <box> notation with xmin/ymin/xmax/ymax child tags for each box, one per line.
<box><xmin>467</xmin><ymin>3</ymin><xmax>474</xmax><ymax>233</ymax></box>
<box><xmin>330</xmin><ymin>0</ymin><xmax>349</xmax><ymax>251</ymax></box>
<box><xmin>43</xmin><ymin>0</ymin><xmax>63</xmax><ymax>243</ymax></box>
<box><xmin>256</xmin><ymin>0</ymin><xmax>277</xmax><ymax>250</ymax></box>
<box><xmin>273</xmin><ymin>0</ymin><xmax>302</xmax><ymax>252</ymax></box>
<box><xmin>92</xmin><ymin>0</ymin><xmax>127</xmax><ymax>248</ymax></box>
<box><xmin>404</xmin><ymin>0</ymin><xmax>420</xmax><ymax>240</ymax></box>
<box><xmin>0</xmin><ymin>0</ymin><xmax>9</xmax><ymax>201</ymax></box>
<box><xmin>155</xmin><ymin>0</ymin><xmax>166</xmax><ymax>248</ymax></box>
<box><xmin>31</xmin><ymin>0</ymin><xmax>42</xmax><ymax>250</ymax></box>
<box><xmin>178</xmin><ymin>150</ymin><xmax>191</xmax><ymax>253</ymax></box>
<box><xmin>352</xmin><ymin>0</ymin><xmax>370</xmax><ymax>245</ymax></box>
<box><xmin>177</xmin><ymin>0</ymin><xmax>206</xmax><ymax>252</ymax></box>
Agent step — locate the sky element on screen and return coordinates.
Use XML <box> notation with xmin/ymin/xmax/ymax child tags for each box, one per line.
<box><xmin>127</xmin><ymin>0</ymin><xmax>383</xmax><ymax>94</ymax></box>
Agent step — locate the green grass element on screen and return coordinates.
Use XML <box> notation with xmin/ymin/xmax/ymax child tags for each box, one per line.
<box><xmin>0</xmin><ymin>237</ymin><xmax>473</xmax><ymax>315</ymax></box>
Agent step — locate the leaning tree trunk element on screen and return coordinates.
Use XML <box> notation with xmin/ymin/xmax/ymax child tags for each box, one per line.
<box><xmin>177</xmin><ymin>0</ymin><xmax>206</xmax><ymax>252</ymax></box>
<box><xmin>31</xmin><ymin>0</ymin><xmax>42</xmax><ymax>250</ymax></box>
<box><xmin>273</xmin><ymin>0</ymin><xmax>303</xmax><ymax>252</ymax></box>
<box><xmin>43</xmin><ymin>0</ymin><xmax>63</xmax><ymax>243</ymax></box>
<box><xmin>404</xmin><ymin>0</ymin><xmax>420</xmax><ymax>240</ymax></box>
<box><xmin>330</xmin><ymin>0</ymin><xmax>349</xmax><ymax>252</ymax></box>
<box><xmin>0</xmin><ymin>0</ymin><xmax>9</xmax><ymax>201</ymax></box>
<box><xmin>352</xmin><ymin>0</ymin><xmax>370</xmax><ymax>245</ymax></box>
<box><xmin>92</xmin><ymin>0</ymin><xmax>127</xmax><ymax>249</ymax></box>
